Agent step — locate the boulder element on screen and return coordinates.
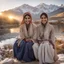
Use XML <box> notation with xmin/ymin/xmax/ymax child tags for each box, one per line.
<box><xmin>0</xmin><ymin>58</ymin><xmax>14</xmax><ymax>64</ymax></box>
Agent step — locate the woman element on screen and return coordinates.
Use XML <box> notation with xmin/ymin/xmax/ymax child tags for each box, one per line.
<box><xmin>33</xmin><ymin>13</ymin><xmax>58</xmax><ymax>64</ymax></box>
<box><xmin>13</xmin><ymin>12</ymin><xmax>37</xmax><ymax>62</ymax></box>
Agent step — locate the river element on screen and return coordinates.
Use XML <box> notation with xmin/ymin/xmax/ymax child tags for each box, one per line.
<box><xmin>10</xmin><ymin>27</ymin><xmax>19</xmax><ymax>33</ymax></box>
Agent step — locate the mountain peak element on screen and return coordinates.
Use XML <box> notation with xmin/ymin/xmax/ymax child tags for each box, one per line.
<box><xmin>21</xmin><ymin>4</ymin><xmax>33</xmax><ymax>8</ymax></box>
<box><xmin>37</xmin><ymin>3</ymin><xmax>48</xmax><ymax>6</ymax></box>
<box><xmin>22</xmin><ymin>4</ymin><xmax>30</xmax><ymax>7</ymax></box>
<box><xmin>3</xmin><ymin>3</ymin><xmax>63</xmax><ymax>16</ymax></box>
<box><xmin>2</xmin><ymin>3</ymin><xmax>64</xmax><ymax>21</ymax></box>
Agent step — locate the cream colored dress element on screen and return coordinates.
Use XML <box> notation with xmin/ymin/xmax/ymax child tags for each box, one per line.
<box><xmin>33</xmin><ymin>22</ymin><xmax>55</xmax><ymax>64</ymax></box>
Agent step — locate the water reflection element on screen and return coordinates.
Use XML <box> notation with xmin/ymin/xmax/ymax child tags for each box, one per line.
<box><xmin>10</xmin><ymin>28</ymin><xmax>19</xmax><ymax>33</ymax></box>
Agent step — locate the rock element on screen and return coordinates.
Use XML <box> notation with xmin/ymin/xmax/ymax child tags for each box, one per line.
<box><xmin>0</xmin><ymin>58</ymin><xmax>14</xmax><ymax>64</ymax></box>
<box><xmin>58</xmin><ymin>54</ymin><xmax>64</xmax><ymax>62</ymax></box>
<box><xmin>4</xmin><ymin>49</ymin><xmax>9</xmax><ymax>58</ymax></box>
<box><xmin>4</xmin><ymin>44</ymin><xmax>13</xmax><ymax>50</ymax></box>
<box><xmin>0</xmin><ymin>55</ymin><xmax>3</xmax><ymax>61</ymax></box>
<box><xmin>13</xmin><ymin>59</ymin><xmax>21</xmax><ymax>64</ymax></box>
<box><xmin>9</xmin><ymin>49</ymin><xmax>14</xmax><ymax>58</ymax></box>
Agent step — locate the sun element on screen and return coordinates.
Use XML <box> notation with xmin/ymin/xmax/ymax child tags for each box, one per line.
<box><xmin>8</xmin><ymin>15</ymin><xmax>14</xmax><ymax>20</ymax></box>
<box><xmin>0</xmin><ymin>12</ymin><xmax>3</xmax><ymax>16</ymax></box>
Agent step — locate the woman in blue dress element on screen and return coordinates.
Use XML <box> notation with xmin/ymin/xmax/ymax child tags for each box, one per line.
<box><xmin>13</xmin><ymin>12</ymin><xmax>37</xmax><ymax>62</ymax></box>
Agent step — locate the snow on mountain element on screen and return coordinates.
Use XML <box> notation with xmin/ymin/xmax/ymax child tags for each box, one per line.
<box><xmin>19</xmin><ymin>4</ymin><xmax>39</xmax><ymax>14</ymax></box>
<box><xmin>11</xmin><ymin>7</ymin><xmax>23</xmax><ymax>15</ymax></box>
<box><xmin>11</xmin><ymin>3</ymin><xmax>60</xmax><ymax>15</ymax></box>
<box><xmin>49</xmin><ymin>7</ymin><xmax>64</xmax><ymax>16</ymax></box>
<box><xmin>2</xmin><ymin>3</ymin><xmax>64</xmax><ymax>20</ymax></box>
<box><xmin>36</xmin><ymin>3</ymin><xmax>60</xmax><ymax>13</ymax></box>
<box><xmin>11</xmin><ymin>4</ymin><xmax>39</xmax><ymax>15</ymax></box>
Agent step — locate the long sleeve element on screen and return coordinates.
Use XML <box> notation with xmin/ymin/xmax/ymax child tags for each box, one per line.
<box><xmin>37</xmin><ymin>25</ymin><xmax>41</xmax><ymax>40</ymax></box>
<box><xmin>50</xmin><ymin>26</ymin><xmax>55</xmax><ymax>44</ymax></box>
<box><xmin>32</xmin><ymin>25</ymin><xmax>38</xmax><ymax>43</ymax></box>
<box><xmin>33</xmin><ymin>26</ymin><xmax>37</xmax><ymax>40</ymax></box>
<box><xmin>19</xmin><ymin>25</ymin><xmax>25</xmax><ymax>40</ymax></box>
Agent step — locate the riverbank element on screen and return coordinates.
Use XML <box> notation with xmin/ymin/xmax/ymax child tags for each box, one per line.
<box><xmin>0</xmin><ymin>33</ymin><xmax>19</xmax><ymax>41</ymax></box>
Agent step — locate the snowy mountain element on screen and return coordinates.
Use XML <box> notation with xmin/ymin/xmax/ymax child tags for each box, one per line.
<box><xmin>11</xmin><ymin>3</ymin><xmax>60</xmax><ymax>14</ymax></box>
<box><xmin>49</xmin><ymin>7</ymin><xmax>64</xmax><ymax>16</ymax></box>
<box><xmin>2</xmin><ymin>3</ymin><xmax>64</xmax><ymax>20</ymax></box>
<box><xmin>36</xmin><ymin>3</ymin><xmax>60</xmax><ymax>14</ymax></box>
<box><xmin>18</xmin><ymin>4</ymin><xmax>39</xmax><ymax>14</ymax></box>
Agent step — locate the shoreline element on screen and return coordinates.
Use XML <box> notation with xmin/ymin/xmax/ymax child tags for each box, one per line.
<box><xmin>0</xmin><ymin>33</ymin><xmax>19</xmax><ymax>41</ymax></box>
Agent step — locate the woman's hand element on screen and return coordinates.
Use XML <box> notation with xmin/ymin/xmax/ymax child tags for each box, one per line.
<box><xmin>18</xmin><ymin>42</ymin><xmax>20</xmax><ymax>47</ymax></box>
<box><xmin>26</xmin><ymin>38</ymin><xmax>32</xmax><ymax>42</ymax></box>
<box><xmin>17</xmin><ymin>39</ymin><xmax>22</xmax><ymax>47</ymax></box>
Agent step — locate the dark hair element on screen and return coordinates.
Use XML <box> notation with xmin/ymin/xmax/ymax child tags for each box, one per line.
<box><xmin>40</xmin><ymin>13</ymin><xmax>48</xmax><ymax>19</ymax></box>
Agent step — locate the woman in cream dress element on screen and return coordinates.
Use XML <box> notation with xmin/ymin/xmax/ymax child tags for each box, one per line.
<box><xmin>33</xmin><ymin>13</ymin><xmax>58</xmax><ymax>64</ymax></box>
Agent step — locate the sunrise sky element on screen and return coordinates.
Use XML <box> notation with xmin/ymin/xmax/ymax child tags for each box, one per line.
<box><xmin>0</xmin><ymin>0</ymin><xmax>64</xmax><ymax>12</ymax></box>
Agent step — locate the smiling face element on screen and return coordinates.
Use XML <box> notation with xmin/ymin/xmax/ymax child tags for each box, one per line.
<box><xmin>40</xmin><ymin>14</ymin><xmax>48</xmax><ymax>24</ymax></box>
<box><xmin>24</xmin><ymin>15</ymin><xmax>31</xmax><ymax>25</ymax></box>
